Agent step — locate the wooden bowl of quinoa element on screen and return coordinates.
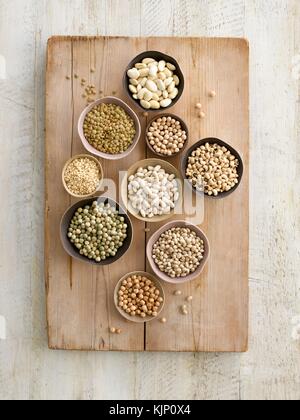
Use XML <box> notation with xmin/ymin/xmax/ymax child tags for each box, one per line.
<box><xmin>62</xmin><ymin>154</ymin><xmax>103</xmax><ymax>198</ymax></box>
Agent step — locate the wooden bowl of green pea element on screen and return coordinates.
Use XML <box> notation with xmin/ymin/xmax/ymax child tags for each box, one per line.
<box><xmin>60</xmin><ymin>196</ymin><xmax>133</xmax><ymax>266</ymax></box>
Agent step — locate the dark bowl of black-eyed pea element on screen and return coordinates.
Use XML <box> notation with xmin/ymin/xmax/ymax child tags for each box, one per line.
<box><xmin>181</xmin><ymin>138</ymin><xmax>244</xmax><ymax>199</ymax></box>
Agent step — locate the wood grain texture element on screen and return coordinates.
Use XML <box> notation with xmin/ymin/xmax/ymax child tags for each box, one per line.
<box><xmin>46</xmin><ymin>36</ymin><xmax>249</xmax><ymax>352</ymax></box>
<box><xmin>0</xmin><ymin>0</ymin><xmax>299</xmax><ymax>400</ymax></box>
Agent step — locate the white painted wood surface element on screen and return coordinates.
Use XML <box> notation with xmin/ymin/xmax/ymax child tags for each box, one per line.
<box><xmin>0</xmin><ymin>0</ymin><xmax>299</xmax><ymax>400</ymax></box>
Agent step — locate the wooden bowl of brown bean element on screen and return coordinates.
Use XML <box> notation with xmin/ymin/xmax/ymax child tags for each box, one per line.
<box><xmin>181</xmin><ymin>138</ymin><xmax>244</xmax><ymax>199</ymax></box>
<box><xmin>146</xmin><ymin>114</ymin><xmax>189</xmax><ymax>158</ymax></box>
<box><xmin>114</xmin><ymin>271</ymin><xmax>165</xmax><ymax>323</ymax></box>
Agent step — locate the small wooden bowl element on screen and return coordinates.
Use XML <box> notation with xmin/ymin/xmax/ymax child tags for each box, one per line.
<box><xmin>62</xmin><ymin>154</ymin><xmax>103</xmax><ymax>198</ymax></box>
<box><xmin>60</xmin><ymin>196</ymin><xmax>133</xmax><ymax>266</ymax></box>
<box><xmin>146</xmin><ymin>220</ymin><xmax>210</xmax><ymax>284</ymax></box>
<box><xmin>114</xmin><ymin>271</ymin><xmax>165</xmax><ymax>323</ymax></box>
<box><xmin>123</xmin><ymin>51</ymin><xmax>185</xmax><ymax>112</ymax></box>
<box><xmin>146</xmin><ymin>113</ymin><xmax>189</xmax><ymax>158</ymax></box>
<box><xmin>78</xmin><ymin>96</ymin><xmax>141</xmax><ymax>160</ymax></box>
<box><xmin>120</xmin><ymin>158</ymin><xmax>183</xmax><ymax>223</ymax></box>
<box><xmin>181</xmin><ymin>138</ymin><xmax>244</xmax><ymax>199</ymax></box>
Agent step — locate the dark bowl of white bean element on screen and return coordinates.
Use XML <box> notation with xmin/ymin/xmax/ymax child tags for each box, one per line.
<box><xmin>123</xmin><ymin>51</ymin><xmax>185</xmax><ymax>112</ymax></box>
<box><xmin>181</xmin><ymin>138</ymin><xmax>244</xmax><ymax>199</ymax></box>
<box><xmin>60</xmin><ymin>196</ymin><xmax>133</xmax><ymax>266</ymax></box>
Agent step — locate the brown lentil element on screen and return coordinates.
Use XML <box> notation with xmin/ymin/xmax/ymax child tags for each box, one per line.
<box><xmin>83</xmin><ymin>103</ymin><xmax>136</xmax><ymax>154</ymax></box>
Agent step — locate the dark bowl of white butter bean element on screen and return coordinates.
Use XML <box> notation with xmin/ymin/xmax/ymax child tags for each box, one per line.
<box><xmin>123</xmin><ymin>51</ymin><xmax>185</xmax><ymax>112</ymax></box>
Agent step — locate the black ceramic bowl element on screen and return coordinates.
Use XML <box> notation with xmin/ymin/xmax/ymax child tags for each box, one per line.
<box><xmin>123</xmin><ymin>51</ymin><xmax>185</xmax><ymax>112</ymax></box>
<box><xmin>181</xmin><ymin>138</ymin><xmax>244</xmax><ymax>199</ymax></box>
<box><xmin>60</xmin><ymin>196</ymin><xmax>133</xmax><ymax>266</ymax></box>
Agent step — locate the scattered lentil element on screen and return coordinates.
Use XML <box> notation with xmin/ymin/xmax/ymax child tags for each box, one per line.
<box><xmin>116</xmin><ymin>328</ymin><xmax>122</xmax><ymax>335</ymax></box>
<box><xmin>147</xmin><ymin>116</ymin><xmax>187</xmax><ymax>156</ymax></box>
<box><xmin>196</xmin><ymin>103</ymin><xmax>202</xmax><ymax>109</ymax></box>
<box><xmin>117</xmin><ymin>274</ymin><xmax>164</xmax><ymax>319</ymax></box>
<box><xmin>186</xmin><ymin>296</ymin><xmax>193</xmax><ymax>302</ymax></box>
<box><xmin>174</xmin><ymin>290</ymin><xmax>182</xmax><ymax>296</ymax></box>
<box><xmin>83</xmin><ymin>103</ymin><xmax>136</xmax><ymax>154</ymax></box>
<box><xmin>209</xmin><ymin>90</ymin><xmax>217</xmax><ymax>98</ymax></box>
<box><xmin>110</xmin><ymin>327</ymin><xmax>116</xmax><ymax>334</ymax></box>
<box><xmin>186</xmin><ymin>142</ymin><xmax>239</xmax><ymax>196</ymax></box>
<box><xmin>68</xmin><ymin>201</ymin><xmax>128</xmax><ymax>262</ymax></box>
<box><xmin>152</xmin><ymin>227</ymin><xmax>205</xmax><ymax>279</ymax></box>
<box><xmin>199</xmin><ymin>111</ymin><xmax>206</xmax><ymax>119</ymax></box>
<box><xmin>160</xmin><ymin>318</ymin><xmax>167</xmax><ymax>324</ymax></box>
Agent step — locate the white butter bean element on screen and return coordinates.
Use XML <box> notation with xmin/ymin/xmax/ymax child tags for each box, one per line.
<box><xmin>158</xmin><ymin>60</ymin><xmax>166</xmax><ymax>71</ymax></box>
<box><xmin>160</xmin><ymin>98</ymin><xmax>172</xmax><ymax>108</ymax></box>
<box><xmin>167</xmin><ymin>62</ymin><xmax>176</xmax><ymax>71</ymax></box>
<box><xmin>127</xmin><ymin>68</ymin><xmax>140</xmax><ymax>79</ymax></box>
<box><xmin>140</xmin><ymin>100</ymin><xmax>151</xmax><ymax>109</ymax></box>
<box><xmin>150</xmin><ymin>100</ymin><xmax>160</xmax><ymax>109</ymax></box>
<box><xmin>146</xmin><ymin>80</ymin><xmax>158</xmax><ymax>92</ymax></box>
<box><xmin>128</xmin><ymin>56</ymin><xmax>181</xmax><ymax>109</ymax></box>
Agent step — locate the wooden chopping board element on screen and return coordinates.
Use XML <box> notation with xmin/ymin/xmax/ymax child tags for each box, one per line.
<box><xmin>45</xmin><ymin>36</ymin><xmax>249</xmax><ymax>352</ymax></box>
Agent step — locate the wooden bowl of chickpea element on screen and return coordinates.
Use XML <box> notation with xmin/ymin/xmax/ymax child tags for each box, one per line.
<box><xmin>114</xmin><ymin>271</ymin><xmax>165</xmax><ymax>323</ymax></box>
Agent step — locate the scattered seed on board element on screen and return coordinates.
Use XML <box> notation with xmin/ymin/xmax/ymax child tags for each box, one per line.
<box><xmin>174</xmin><ymin>290</ymin><xmax>182</xmax><ymax>296</ymax></box>
<box><xmin>66</xmin><ymin>76</ymin><xmax>71</xmax><ymax>80</ymax></box>
<box><xmin>181</xmin><ymin>305</ymin><xmax>188</xmax><ymax>315</ymax></box>
<box><xmin>91</xmin><ymin>68</ymin><xmax>96</xmax><ymax>73</ymax></box>
<box><xmin>186</xmin><ymin>296</ymin><xmax>193</xmax><ymax>302</ymax></box>
<box><xmin>74</xmin><ymin>74</ymin><xmax>79</xmax><ymax>79</ymax></box>
<box><xmin>196</xmin><ymin>103</ymin><xmax>202</xmax><ymax>109</ymax></box>
<box><xmin>110</xmin><ymin>327</ymin><xmax>116</xmax><ymax>334</ymax></box>
<box><xmin>209</xmin><ymin>90</ymin><xmax>217</xmax><ymax>98</ymax></box>
<box><xmin>160</xmin><ymin>318</ymin><xmax>167</xmax><ymax>324</ymax></box>
<box><xmin>116</xmin><ymin>329</ymin><xmax>122</xmax><ymax>335</ymax></box>
<box><xmin>199</xmin><ymin>111</ymin><xmax>206</xmax><ymax>119</ymax></box>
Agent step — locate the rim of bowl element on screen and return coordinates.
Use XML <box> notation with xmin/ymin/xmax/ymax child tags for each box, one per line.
<box><xmin>78</xmin><ymin>96</ymin><xmax>141</xmax><ymax>161</ymax></box>
<box><xmin>146</xmin><ymin>220</ymin><xmax>210</xmax><ymax>284</ymax></box>
<box><xmin>120</xmin><ymin>158</ymin><xmax>183</xmax><ymax>223</ymax></box>
<box><xmin>181</xmin><ymin>138</ymin><xmax>244</xmax><ymax>199</ymax></box>
<box><xmin>123</xmin><ymin>51</ymin><xmax>185</xmax><ymax>112</ymax></box>
<box><xmin>114</xmin><ymin>271</ymin><xmax>165</xmax><ymax>323</ymax></box>
<box><xmin>145</xmin><ymin>113</ymin><xmax>189</xmax><ymax>158</ymax></box>
<box><xmin>62</xmin><ymin>154</ymin><xmax>104</xmax><ymax>198</ymax></box>
<box><xmin>60</xmin><ymin>196</ymin><xmax>133</xmax><ymax>266</ymax></box>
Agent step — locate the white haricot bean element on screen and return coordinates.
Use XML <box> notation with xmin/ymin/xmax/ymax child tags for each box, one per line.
<box><xmin>127</xmin><ymin>57</ymin><xmax>181</xmax><ymax>109</ymax></box>
<box><xmin>128</xmin><ymin>165</ymin><xmax>179</xmax><ymax>218</ymax></box>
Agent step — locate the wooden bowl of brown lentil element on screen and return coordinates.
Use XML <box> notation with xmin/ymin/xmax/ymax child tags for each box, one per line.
<box><xmin>146</xmin><ymin>114</ymin><xmax>189</xmax><ymax>158</ymax></box>
<box><xmin>78</xmin><ymin>97</ymin><xmax>141</xmax><ymax>160</ymax></box>
<box><xmin>62</xmin><ymin>154</ymin><xmax>103</xmax><ymax>198</ymax></box>
<box><xmin>114</xmin><ymin>271</ymin><xmax>165</xmax><ymax>323</ymax></box>
<box><xmin>181</xmin><ymin>138</ymin><xmax>244</xmax><ymax>199</ymax></box>
<box><xmin>146</xmin><ymin>220</ymin><xmax>210</xmax><ymax>284</ymax></box>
